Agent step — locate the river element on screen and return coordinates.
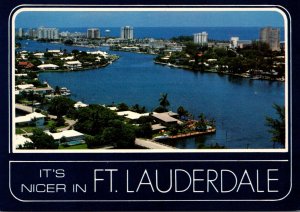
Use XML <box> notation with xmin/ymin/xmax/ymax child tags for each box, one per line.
<box><xmin>18</xmin><ymin>40</ymin><xmax>285</xmax><ymax>149</ymax></box>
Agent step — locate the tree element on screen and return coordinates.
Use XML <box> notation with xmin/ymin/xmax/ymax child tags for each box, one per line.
<box><xmin>266</xmin><ymin>104</ymin><xmax>285</xmax><ymax>147</ymax></box>
<box><xmin>159</xmin><ymin>93</ymin><xmax>170</xmax><ymax>111</ymax></box>
<box><xmin>74</xmin><ymin>105</ymin><xmax>119</xmax><ymax>135</ymax></box>
<box><xmin>102</xmin><ymin>120</ymin><xmax>136</xmax><ymax>148</ymax></box>
<box><xmin>19</xmin><ymin>128</ymin><xmax>59</xmax><ymax>149</ymax></box>
<box><xmin>177</xmin><ymin>106</ymin><xmax>189</xmax><ymax>119</ymax></box>
<box><xmin>117</xmin><ymin>102</ymin><xmax>129</xmax><ymax>111</ymax></box>
<box><xmin>47</xmin><ymin>96</ymin><xmax>75</xmax><ymax>117</ymax></box>
<box><xmin>135</xmin><ymin>123</ymin><xmax>153</xmax><ymax>139</ymax></box>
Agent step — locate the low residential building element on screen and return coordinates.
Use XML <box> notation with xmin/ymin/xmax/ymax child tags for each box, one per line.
<box><xmin>16</xmin><ymin>84</ymin><xmax>35</xmax><ymax>90</ymax></box>
<box><xmin>37</xmin><ymin>64</ymin><xmax>59</xmax><ymax>70</ymax></box>
<box><xmin>45</xmin><ymin>130</ymin><xmax>85</xmax><ymax>145</ymax></box>
<box><xmin>60</xmin><ymin>56</ymin><xmax>75</xmax><ymax>61</ymax></box>
<box><xmin>15</xmin><ymin>135</ymin><xmax>32</xmax><ymax>149</ymax></box>
<box><xmin>15</xmin><ymin>112</ymin><xmax>45</xmax><ymax>127</ymax></box>
<box><xmin>151</xmin><ymin>112</ymin><xmax>182</xmax><ymax>126</ymax></box>
<box><xmin>64</xmin><ymin>61</ymin><xmax>82</xmax><ymax>70</ymax></box>
<box><xmin>18</xmin><ymin>61</ymin><xmax>34</xmax><ymax>69</ymax></box>
<box><xmin>74</xmin><ymin>101</ymin><xmax>88</xmax><ymax>109</ymax></box>
<box><xmin>33</xmin><ymin>52</ymin><xmax>44</xmax><ymax>58</ymax></box>
<box><xmin>117</xmin><ymin>111</ymin><xmax>149</xmax><ymax>120</ymax></box>
<box><xmin>151</xmin><ymin>124</ymin><xmax>167</xmax><ymax>133</ymax></box>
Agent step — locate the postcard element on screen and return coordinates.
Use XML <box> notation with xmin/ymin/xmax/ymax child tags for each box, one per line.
<box><xmin>0</xmin><ymin>1</ymin><xmax>299</xmax><ymax>211</ymax></box>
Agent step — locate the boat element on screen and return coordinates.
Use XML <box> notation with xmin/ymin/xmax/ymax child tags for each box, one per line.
<box><xmin>154</xmin><ymin>134</ymin><xmax>169</xmax><ymax>141</ymax></box>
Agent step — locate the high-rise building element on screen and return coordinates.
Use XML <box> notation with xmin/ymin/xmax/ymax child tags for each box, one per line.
<box><xmin>87</xmin><ymin>28</ymin><xmax>100</xmax><ymax>39</ymax></box>
<box><xmin>28</xmin><ymin>28</ymin><xmax>37</xmax><ymax>38</ymax></box>
<box><xmin>37</xmin><ymin>27</ymin><xmax>59</xmax><ymax>40</ymax></box>
<box><xmin>259</xmin><ymin>27</ymin><xmax>280</xmax><ymax>51</ymax></box>
<box><xmin>120</xmin><ymin>26</ymin><xmax>134</xmax><ymax>40</ymax></box>
<box><xmin>230</xmin><ymin>37</ymin><xmax>239</xmax><ymax>48</ymax></box>
<box><xmin>193</xmin><ymin>32</ymin><xmax>208</xmax><ymax>45</ymax></box>
<box><xmin>18</xmin><ymin>28</ymin><xmax>24</xmax><ymax>38</ymax></box>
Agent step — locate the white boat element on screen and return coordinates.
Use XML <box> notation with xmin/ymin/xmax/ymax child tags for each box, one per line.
<box><xmin>154</xmin><ymin>134</ymin><xmax>169</xmax><ymax>141</ymax></box>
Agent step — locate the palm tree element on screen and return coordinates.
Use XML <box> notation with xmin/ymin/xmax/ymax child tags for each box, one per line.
<box><xmin>159</xmin><ymin>93</ymin><xmax>170</xmax><ymax>111</ymax></box>
<box><xmin>266</xmin><ymin>104</ymin><xmax>285</xmax><ymax>147</ymax></box>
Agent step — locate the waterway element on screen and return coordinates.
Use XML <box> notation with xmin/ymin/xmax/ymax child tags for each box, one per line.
<box><xmin>18</xmin><ymin>40</ymin><xmax>285</xmax><ymax>149</ymax></box>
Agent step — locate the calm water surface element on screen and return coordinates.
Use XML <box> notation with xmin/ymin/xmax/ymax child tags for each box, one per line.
<box><xmin>19</xmin><ymin>40</ymin><xmax>285</xmax><ymax>149</ymax></box>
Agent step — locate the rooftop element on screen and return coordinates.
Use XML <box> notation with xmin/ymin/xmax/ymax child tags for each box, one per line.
<box><xmin>45</xmin><ymin>130</ymin><xmax>84</xmax><ymax>140</ymax></box>
<box><xmin>15</xmin><ymin>112</ymin><xmax>46</xmax><ymax>123</ymax></box>
<box><xmin>152</xmin><ymin>112</ymin><xmax>182</xmax><ymax>124</ymax></box>
<box><xmin>117</xmin><ymin>111</ymin><xmax>149</xmax><ymax>120</ymax></box>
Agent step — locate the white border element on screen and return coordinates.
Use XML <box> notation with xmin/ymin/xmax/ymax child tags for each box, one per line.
<box><xmin>9</xmin><ymin>160</ymin><xmax>290</xmax><ymax>202</ymax></box>
<box><xmin>9</xmin><ymin>6</ymin><xmax>291</xmax><ymax>153</ymax></box>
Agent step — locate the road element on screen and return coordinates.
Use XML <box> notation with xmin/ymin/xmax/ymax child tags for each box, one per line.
<box><xmin>135</xmin><ymin>138</ymin><xmax>176</xmax><ymax>149</ymax></box>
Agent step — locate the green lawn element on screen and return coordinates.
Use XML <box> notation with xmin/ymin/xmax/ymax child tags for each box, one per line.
<box><xmin>58</xmin><ymin>143</ymin><xmax>88</xmax><ymax>149</ymax></box>
<box><xmin>15</xmin><ymin>126</ymin><xmax>37</xmax><ymax>134</ymax></box>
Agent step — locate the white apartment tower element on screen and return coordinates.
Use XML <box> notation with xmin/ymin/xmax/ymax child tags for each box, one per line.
<box><xmin>87</xmin><ymin>28</ymin><xmax>100</xmax><ymax>39</ymax></box>
<box><xmin>37</xmin><ymin>27</ymin><xmax>59</xmax><ymax>40</ymax></box>
<box><xmin>121</xmin><ymin>26</ymin><xmax>134</xmax><ymax>40</ymax></box>
<box><xmin>193</xmin><ymin>32</ymin><xmax>208</xmax><ymax>45</ymax></box>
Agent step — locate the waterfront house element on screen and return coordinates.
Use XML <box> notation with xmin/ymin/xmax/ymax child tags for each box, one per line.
<box><xmin>37</xmin><ymin>64</ymin><xmax>59</xmax><ymax>70</ymax></box>
<box><xmin>151</xmin><ymin>124</ymin><xmax>167</xmax><ymax>133</ymax></box>
<box><xmin>64</xmin><ymin>61</ymin><xmax>82</xmax><ymax>70</ymax></box>
<box><xmin>151</xmin><ymin>112</ymin><xmax>182</xmax><ymax>127</ymax></box>
<box><xmin>45</xmin><ymin>130</ymin><xmax>85</xmax><ymax>145</ymax></box>
<box><xmin>15</xmin><ymin>112</ymin><xmax>45</xmax><ymax>127</ymax></box>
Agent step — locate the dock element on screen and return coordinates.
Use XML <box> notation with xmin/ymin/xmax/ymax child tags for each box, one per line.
<box><xmin>169</xmin><ymin>129</ymin><xmax>216</xmax><ymax>139</ymax></box>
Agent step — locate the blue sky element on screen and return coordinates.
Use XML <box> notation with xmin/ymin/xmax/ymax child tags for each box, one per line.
<box><xmin>15</xmin><ymin>11</ymin><xmax>284</xmax><ymax>28</ymax></box>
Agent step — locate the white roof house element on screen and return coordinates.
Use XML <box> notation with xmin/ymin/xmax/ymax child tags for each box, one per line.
<box><xmin>87</xmin><ymin>50</ymin><xmax>108</xmax><ymax>57</ymax></box>
<box><xmin>37</xmin><ymin>64</ymin><xmax>59</xmax><ymax>70</ymax></box>
<box><xmin>15</xmin><ymin>112</ymin><xmax>46</xmax><ymax>125</ymax></box>
<box><xmin>64</xmin><ymin>61</ymin><xmax>82</xmax><ymax>70</ymax></box>
<box><xmin>33</xmin><ymin>52</ymin><xmax>44</xmax><ymax>58</ymax></box>
<box><xmin>48</xmin><ymin>50</ymin><xmax>61</xmax><ymax>53</ymax></box>
<box><xmin>117</xmin><ymin>111</ymin><xmax>149</xmax><ymax>120</ymax></box>
<box><xmin>45</xmin><ymin>130</ymin><xmax>84</xmax><ymax>143</ymax></box>
<box><xmin>74</xmin><ymin>101</ymin><xmax>88</xmax><ymax>108</ymax></box>
<box><xmin>16</xmin><ymin>84</ymin><xmax>34</xmax><ymax>90</ymax></box>
<box><xmin>60</xmin><ymin>56</ymin><xmax>74</xmax><ymax>61</ymax></box>
<box><xmin>107</xmin><ymin>106</ymin><xmax>118</xmax><ymax>111</ymax></box>
<box><xmin>15</xmin><ymin>135</ymin><xmax>32</xmax><ymax>149</ymax></box>
<box><xmin>152</xmin><ymin>112</ymin><xmax>182</xmax><ymax>125</ymax></box>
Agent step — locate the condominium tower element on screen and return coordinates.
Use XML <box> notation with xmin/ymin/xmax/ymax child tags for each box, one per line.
<box><xmin>37</xmin><ymin>27</ymin><xmax>59</xmax><ymax>40</ymax></box>
<box><xmin>87</xmin><ymin>28</ymin><xmax>100</xmax><ymax>39</ymax></box>
<box><xmin>259</xmin><ymin>27</ymin><xmax>280</xmax><ymax>51</ymax></box>
<box><xmin>121</xmin><ymin>26</ymin><xmax>134</xmax><ymax>40</ymax></box>
<box><xmin>193</xmin><ymin>32</ymin><xmax>208</xmax><ymax>45</ymax></box>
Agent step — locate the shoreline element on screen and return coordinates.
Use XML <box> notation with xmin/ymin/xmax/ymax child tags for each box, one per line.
<box><xmin>154</xmin><ymin>61</ymin><xmax>285</xmax><ymax>82</ymax></box>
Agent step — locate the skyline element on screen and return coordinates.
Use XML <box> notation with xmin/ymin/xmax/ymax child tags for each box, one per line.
<box><xmin>15</xmin><ymin>11</ymin><xmax>285</xmax><ymax>28</ymax></box>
